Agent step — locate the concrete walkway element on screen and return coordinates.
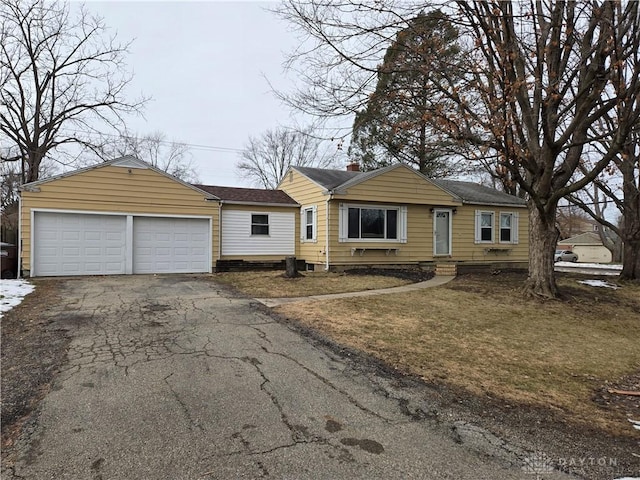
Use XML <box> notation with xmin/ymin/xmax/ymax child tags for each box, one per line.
<box><xmin>256</xmin><ymin>275</ymin><xmax>456</xmax><ymax>308</ymax></box>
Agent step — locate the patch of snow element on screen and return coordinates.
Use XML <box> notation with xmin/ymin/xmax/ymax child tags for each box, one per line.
<box><xmin>630</xmin><ymin>419</ymin><xmax>640</xmax><ymax>431</ymax></box>
<box><xmin>614</xmin><ymin>478</ymin><xmax>640</xmax><ymax>480</ymax></box>
<box><xmin>556</xmin><ymin>261</ymin><xmax>622</xmax><ymax>269</ymax></box>
<box><xmin>577</xmin><ymin>279</ymin><xmax>620</xmax><ymax>289</ymax></box>
<box><xmin>0</xmin><ymin>279</ymin><xmax>35</xmax><ymax>318</ymax></box>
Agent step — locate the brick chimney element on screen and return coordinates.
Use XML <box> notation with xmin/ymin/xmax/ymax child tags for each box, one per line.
<box><xmin>346</xmin><ymin>162</ymin><xmax>360</xmax><ymax>172</ymax></box>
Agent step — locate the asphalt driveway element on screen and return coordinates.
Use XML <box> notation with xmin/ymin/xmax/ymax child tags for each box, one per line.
<box><xmin>7</xmin><ymin>275</ymin><xmax>572</xmax><ymax>479</ymax></box>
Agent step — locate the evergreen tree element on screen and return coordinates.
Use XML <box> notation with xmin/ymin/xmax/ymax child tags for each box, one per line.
<box><xmin>348</xmin><ymin>11</ymin><xmax>463</xmax><ymax>176</ymax></box>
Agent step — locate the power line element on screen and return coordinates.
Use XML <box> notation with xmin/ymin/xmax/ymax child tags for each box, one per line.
<box><xmin>57</xmin><ymin>129</ymin><xmax>245</xmax><ymax>154</ymax></box>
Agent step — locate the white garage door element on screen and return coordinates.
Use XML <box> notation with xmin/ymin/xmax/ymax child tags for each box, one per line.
<box><xmin>33</xmin><ymin>212</ymin><xmax>126</xmax><ymax>276</ymax></box>
<box><xmin>132</xmin><ymin>217</ymin><xmax>210</xmax><ymax>274</ymax></box>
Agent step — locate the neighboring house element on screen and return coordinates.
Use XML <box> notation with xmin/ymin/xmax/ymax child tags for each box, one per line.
<box><xmin>278</xmin><ymin>163</ymin><xmax>528</xmax><ymax>271</ymax></box>
<box><xmin>557</xmin><ymin>232</ymin><xmax>612</xmax><ymax>264</ymax></box>
<box><xmin>18</xmin><ymin>157</ymin><xmax>529</xmax><ymax>277</ymax></box>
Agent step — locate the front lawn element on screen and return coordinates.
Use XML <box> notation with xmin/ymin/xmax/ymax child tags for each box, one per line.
<box><xmin>213</xmin><ymin>270</ymin><xmax>414</xmax><ymax>298</ymax></box>
<box><xmin>273</xmin><ymin>272</ymin><xmax>640</xmax><ymax>436</ymax></box>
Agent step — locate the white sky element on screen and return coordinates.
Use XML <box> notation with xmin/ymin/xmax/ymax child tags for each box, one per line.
<box><xmin>89</xmin><ymin>1</ymin><xmax>309</xmax><ymax>187</ymax></box>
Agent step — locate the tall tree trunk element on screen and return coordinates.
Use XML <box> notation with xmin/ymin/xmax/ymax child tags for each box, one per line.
<box><xmin>524</xmin><ymin>203</ymin><xmax>560</xmax><ymax>298</ymax></box>
<box><xmin>619</xmin><ymin>151</ymin><xmax>640</xmax><ymax>281</ymax></box>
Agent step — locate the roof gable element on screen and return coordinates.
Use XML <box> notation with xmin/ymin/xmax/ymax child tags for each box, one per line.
<box><xmin>194</xmin><ymin>184</ymin><xmax>298</xmax><ymax>206</ymax></box>
<box><xmin>20</xmin><ymin>156</ymin><xmax>219</xmax><ymax>199</ymax></box>
<box><xmin>559</xmin><ymin>232</ymin><xmax>602</xmax><ymax>245</ymax></box>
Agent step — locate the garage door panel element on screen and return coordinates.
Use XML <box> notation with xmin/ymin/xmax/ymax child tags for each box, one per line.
<box><xmin>34</xmin><ymin>212</ymin><xmax>126</xmax><ymax>277</ymax></box>
<box><xmin>132</xmin><ymin>217</ymin><xmax>210</xmax><ymax>274</ymax></box>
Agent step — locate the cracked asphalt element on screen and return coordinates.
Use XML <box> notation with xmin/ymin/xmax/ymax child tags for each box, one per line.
<box><xmin>8</xmin><ymin>275</ymin><xmax>574</xmax><ymax>479</ymax></box>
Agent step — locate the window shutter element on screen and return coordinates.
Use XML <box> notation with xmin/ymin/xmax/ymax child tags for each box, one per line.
<box><xmin>338</xmin><ymin>203</ymin><xmax>347</xmax><ymax>242</ymax></box>
<box><xmin>312</xmin><ymin>205</ymin><xmax>318</xmax><ymax>242</ymax></box>
<box><xmin>400</xmin><ymin>206</ymin><xmax>408</xmax><ymax>243</ymax></box>
<box><xmin>300</xmin><ymin>208</ymin><xmax>305</xmax><ymax>241</ymax></box>
<box><xmin>512</xmin><ymin>212</ymin><xmax>519</xmax><ymax>244</ymax></box>
<box><xmin>474</xmin><ymin>210</ymin><xmax>481</xmax><ymax>244</ymax></box>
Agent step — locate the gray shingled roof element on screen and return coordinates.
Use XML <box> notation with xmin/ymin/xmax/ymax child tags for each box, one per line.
<box><xmin>193</xmin><ymin>185</ymin><xmax>298</xmax><ymax>205</ymax></box>
<box><xmin>293</xmin><ymin>166</ymin><xmax>361</xmax><ymax>190</ymax></box>
<box><xmin>433</xmin><ymin>179</ymin><xmax>526</xmax><ymax>206</ymax></box>
<box><xmin>295</xmin><ymin>164</ymin><xmax>525</xmax><ymax>207</ymax></box>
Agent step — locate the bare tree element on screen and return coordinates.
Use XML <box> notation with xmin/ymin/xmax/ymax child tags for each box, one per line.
<box><xmin>98</xmin><ymin>131</ymin><xmax>199</xmax><ymax>183</ymax></box>
<box><xmin>276</xmin><ymin>1</ymin><xmax>640</xmax><ymax>297</ymax></box>
<box><xmin>0</xmin><ymin>0</ymin><xmax>147</xmax><ymax>183</ymax></box>
<box><xmin>237</xmin><ymin>126</ymin><xmax>339</xmax><ymax>189</ymax></box>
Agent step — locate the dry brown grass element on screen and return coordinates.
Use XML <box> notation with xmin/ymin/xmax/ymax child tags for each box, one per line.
<box><xmin>213</xmin><ymin>270</ymin><xmax>411</xmax><ymax>298</ymax></box>
<box><xmin>275</xmin><ymin>272</ymin><xmax>640</xmax><ymax>435</ymax></box>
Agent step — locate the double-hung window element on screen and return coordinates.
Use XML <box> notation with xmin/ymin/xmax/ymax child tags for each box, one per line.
<box><xmin>251</xmin><ymin>214</ymin><xmax>269</xmax><ymax>235</ymax></box>
<box><xmin>475</xmin><ymin>211</ymin><xmax>494</xmax><ymax>243</ymax></box>
<box><xmin>302</xmin><ymin>206</ymin><xmax>317</xmax><ymax>242</ymax></box>
<box><xmin>499</xmin><ymin>212</ymin><xmax>519</xmax><ymax>244</ymax></box>
<box><xmin>339</xmin><ymin>204</ymin><xmax>407</xmax><ymax>242</ymax></box>
<box><xmin>475</xmin><ymin>210</ymin><xmax>519</xmax><ymax>244</ymax></box>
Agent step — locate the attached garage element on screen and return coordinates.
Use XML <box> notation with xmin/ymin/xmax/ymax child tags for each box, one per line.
<box><xmin>20</xmin><ymin>157</ymin><xmax>219</xmax><ymax>277</ymax></box>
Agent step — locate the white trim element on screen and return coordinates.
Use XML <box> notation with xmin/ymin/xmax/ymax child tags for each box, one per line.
<box><xmin>125</xmin><ymin>216</ymin><xmax>134</xmax><ymax>274</ymax></box>
<box><xmin>29</xmin><ymin>208</ymin><xmax>34</xmax><ymax>277</ymax></box>
<box><xmin>29</xmin><ymin>208</ymin><xmax>213</xmax><ymax>276</ymax></box>
<box><xmin>433</xmin><ymin>208</ymin><xmax>453</xmax><ymax>256</ymax></box>
<box><xmin>325</xmin><ymin>198</ymin><xmax>330</xmax><ymax>271</ymax></box>
<box><xmin>218</xmin><ymin>202</ymin><xmax>222</xmax><ymax>262</ymax></box>
<box><xmin>30</xmin><ymin>208</ymin><xmax>211</xmax><ymax>220</ymax></box>
<box><xmin>17</xmin><ymin>195</ymin><xmax>22</xmax><ymax>278</ymax></box>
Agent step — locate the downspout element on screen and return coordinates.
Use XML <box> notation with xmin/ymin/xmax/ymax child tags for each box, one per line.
<box><xmin>325</xmin><ymin>195</ymin><xmax>331</xmax><ymax>271</ymax></box>
<box><xmin>218</xmin><ymin>201</ymin><xmax>223</xmax><ymax>263</ymax></box>
<box><xmin>17</xmin><ymin>193</ymin><xmax>22</xmax><ymax>279</ymax></box>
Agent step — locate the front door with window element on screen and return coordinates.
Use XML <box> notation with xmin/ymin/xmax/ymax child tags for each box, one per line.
<box><xmin>433</xmin><ymin>209</ymin><xmax>452</xmax><ymax>256</ymax></box>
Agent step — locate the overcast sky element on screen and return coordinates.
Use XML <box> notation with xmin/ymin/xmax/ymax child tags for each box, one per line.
<box><xmin>89</xmin><ymin>1</ymin><xmax>313</xmax><ymax>187</ymax></box>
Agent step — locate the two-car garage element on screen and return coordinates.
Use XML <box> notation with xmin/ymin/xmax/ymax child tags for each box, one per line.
<box><xmin>20</xmin><ymin>157</ymin><xmax>218</xmax><ymax>278</ymax></box>
<box><xmin>32</xmin><ymin>212</ymin><xmax>211</xmax><ymax>277</ymax></box>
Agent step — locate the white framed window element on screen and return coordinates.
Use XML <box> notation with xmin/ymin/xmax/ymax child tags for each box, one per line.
<box><xmin>475</xmin><ymin>210</ymin><xmax>494</xmax><ymax>243</ymax></box>
<box><xmin>301</xmin><ymin>205</ymin><xmax>317</xmax><ymax>242</ymax></box>
<box><xmin>339</xmin><ymin>204</ymin><xmax>407</xmax><ymax>243</ymax></box>
<box><xmin>251</xmin><ymin>214</ymin><xmax>269</xmax><ymax>236</ymax></box>
<box><xmin>499</xmin><ymin>212</ymin><xmax>519</xmax><ymax>244</ymax></box>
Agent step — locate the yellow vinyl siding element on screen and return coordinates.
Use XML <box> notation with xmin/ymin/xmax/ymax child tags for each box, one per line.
<box><xmin>20</xmin><ymin>165</ymin><xmax>218</xmax><ymax>271</ymax></box>
<box><xmin>451</xmin><ymin>206</ymin><xmax>529</xmax><ymax>262</ymax></box>
<box><xmin>332</xmin><ymin>167</ymin><xmax>460</xmax><ymax>206</ymax></box>
<box><xmin>326</xmin><ymin>203</ymin><xmax>528</xmax><ymax>266</ymax></box>
<box><xmin>279</xmin><ymin>170</ymin><xmax>328</xmax><ymax>265</ymax></box>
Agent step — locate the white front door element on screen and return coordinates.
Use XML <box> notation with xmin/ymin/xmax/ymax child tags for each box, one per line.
<box><xmin>433</xmin><ymin>209</ymin><xmax>452</xmax><ymax>256</ymax></box>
